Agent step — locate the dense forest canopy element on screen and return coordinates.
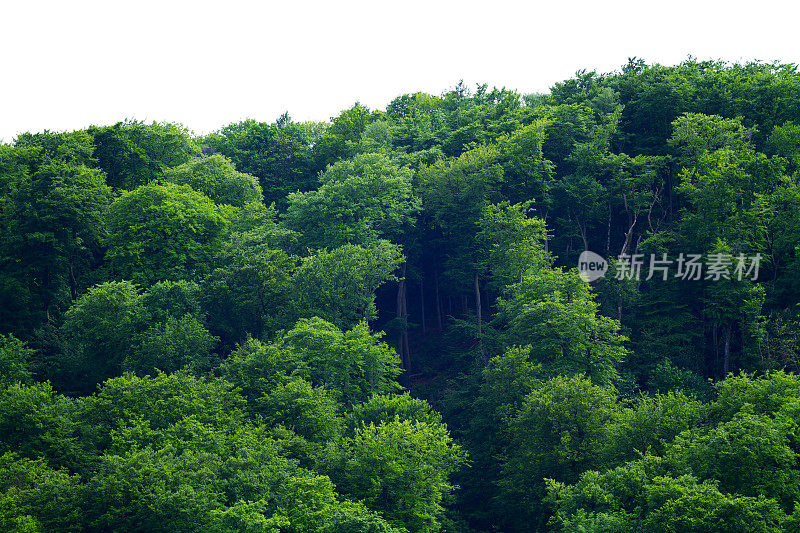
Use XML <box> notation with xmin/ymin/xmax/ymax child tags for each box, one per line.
<box><xmin>2</xmin><ymin>58</ymin><xmax>800</xmax><ymax>531</ymax></box>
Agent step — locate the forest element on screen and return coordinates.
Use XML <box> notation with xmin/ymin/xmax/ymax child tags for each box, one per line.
<box><xmin>2</xmin><ymin>57</ymin><xmax>800</xmax><ymax>532</ymax></box>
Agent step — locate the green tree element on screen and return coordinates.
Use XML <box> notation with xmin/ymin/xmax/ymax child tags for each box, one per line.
<box><xmin>217</xmin><ymin>338</ymin><xmax>302</xmax><ymax>407</ymax></box>
<box><xmin>668</xmin><ymin>112</ymin><xmax>753</xmax><ymax>172</ymax></box>
<box><xmin>201</xmin><ymin>116</ymin><xmax>317</xmax><ymax>206</ymax></box>
<box><xmin>323</xmin><ymin>504</ymin><xmax>400</xmax><ymax>533</ymax></box>
<box><xmin>0</xmin><ymin>383</ymin><xmax>79</xmax><ymax>469</ymax></box>
<box><xmin>161</xmin><ymin>154</ymin><xmax>262</xmax><ymax>207</ymax></box>
<box><xmin>60</xmin><ymin>281</ymin><xmax>141</xmax><ymax>392</ymax></box>
<box><xmin>88</xmin><ymin>120</ymin><xmax>200</xmax><ymax>189</ymax></box>
<box><xmin>0</xmin><ymin>334</ymin><xmax>34</xmax><ymax>386</ymax></box>
<box><xmin>417</xmin><ymin>144</ymin><xmax>504</xmax><ymax>345</ymax></box>
<box><xmin>477</xmin><ymin>201</ymin><xmax>548</xmax><ymax>286</ymax></box>
<box><xmin>0</xmin><ymin>162</ymin><xmax>111</xmax><ymax>327</ymax></box>
<box><xmin>314</xmin><ymin>104</ymin><xmax>383</xmax><ymax>169</ymax></box>
<box><xmin>677</xmin><ymin>148</ymin><xmax>783</xmax><ymax>251</ymax></box>
<box><xmin>137</xmin><ymin>279</ymin><xmax>204</xmax><ymax>324</ymax></box>
<box><xmin>493</xmin><ymin>267</ymin><xmax>627</xmax><ymax>383</ymax></box>
<box><xmin>546</xmin><ymin>456</ymin><xmax>790</xmax><ymax>533</ymax></box>
<box><xmin>346</xmin><ymin>392</ymin><xmax>442</xmax><ymax>434</ymax></box>
<box><xmin>259</xmin><ymin>378</ymin><xmax>342</xmax><ymax>443</ymax></box>
<box><xmin>330</xmin><ymin>418</ymin><xmax>465</xmax><ymax>533</ymax></box>
<box><xmin>702</xmin><ymin>241</ymin><xmax>766</xmax><ymax>376</ymax></box>
<box><xmin>123</xmin><ymin>314</ymin><xmax>218</xmax><ymax>376</ymax></box>
<box><xmin>280</xmin><ymin>317</ymin><xmax>402</xmax><ymax>405</ymax></box>
<box><xmin>498</xmin><ymin>375</ymin><xmax>621</xmax><ymax>530</ymax></box>
<box><xmin>80</xmin><ymin>371</ymin><xmax>247</xmax><ymax>452</ymax></box>
<box><xmin>285</xmin><ymin>152</ymin><xmax>420</xmax><ymax>248</ymax></box>
<box><xmin>292</xmin><ymin>241</ymin><xmax>403</xmax><ymax>328</ymax></box>
<box><xmin>765</xmin><ymin>120</ymin><xmax>800</xmax><ymax>172</ymax></box>
<box><xmin>14</xmin><ymin>129</ymin><xmax>96</xmax><ymax>168</ymax></box>
<box><xmin>495</xmin><ymin>119</ymin><xmax>554</xmax><ymax>204</ymax></box>
<box><xmin>105</xmin><ymin>182</ymin><xmax>227</xmax><ymax>285</ymax></box>
<box><xmin>605</xmin><ymin>391</ymin><xmax>708</xmax><ymax>462</ymax></box>
<box><xmin>0</xmin><ymin>453</ymin><xmax>84</xmax><ymax>532</ymax></box>
<box><xmin>202</xmin><ymin>244</ymin><xmax>296</xmax><ymax>345</ymax></box>
<box><xmin>665</xmin><ymin>408</ymin><xmax>800</xmax><ymax>511</ymax></box>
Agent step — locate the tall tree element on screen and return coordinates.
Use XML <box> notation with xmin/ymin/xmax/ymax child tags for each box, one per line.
<box><xmin>104</xmin><ymin>182</ymin><xmax>227</xmax><ymax>285</ymax></box>
<box><xmin>88</xmin><ymin>120</ymin><xmax>200</xmax><ymax>189</ymax></box>
<box><xmin>0</xmin><ymin>162</ymin><xmax>111</xmax><ymax>329</ymax></box>
<box><xmin>200</xmin><ymin>115</ymin><xmax>318</xmax><ymax>206</ymax></box>
<box><xmin>161</xmin><ymin>154</ymin><xmax>263</xmax><ymax>207</ymax></box>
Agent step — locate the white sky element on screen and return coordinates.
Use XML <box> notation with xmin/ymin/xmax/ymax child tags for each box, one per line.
<box><xmin>1</xmin><ymin>0</ymin><xmax>797</xmax><ymax>143</ymax></box>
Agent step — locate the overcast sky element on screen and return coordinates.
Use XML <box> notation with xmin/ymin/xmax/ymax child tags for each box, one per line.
<box><xmin>1</xmin><ymin>0</ymin><xmax>797</xmax><ymax>143</ymax></box>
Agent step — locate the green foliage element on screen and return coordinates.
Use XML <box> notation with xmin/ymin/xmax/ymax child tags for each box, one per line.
<box><xmin>606</xmin><ymin>391</ymin><xmax>708</xmax><ymax>461</ymax></box>
<box><xmin>418</xmin><ymin>144</ymin><xmax>503</xmax><ymax>286</ymax></box>
<box><xmin>4</xmin><ymin>59</ymin><xmax>800</xmax><ymax>533</ymax></box>
<box><xmin>329</xmin><ymin>417</ymin><xmax>465</xmax><ymax>533</ymax></box>
<box><xmin>677</xmin><ymin>148</ymin><xmax>783</xmax><ymax>251</ymax></box>
<box><xmin>669</xmin><ymin>112</ymin><xmax>753</xmax><ymax>171</ymax></box>
<box><xmin>0</xmin><ymin>334</ymin><xmax>34</xmax><ymax>385</ymax></box>
<box><xmin>61</xmin><ymin>281</ymin><xmax>141</xmax><ymax>391</ymax></box>
<box><xmin>710</xmin><ymin>370</ymin><xmax>800</xmax><ymax>420</ymax></box>
<box><xmin>86</xmin><ymin>371</ymin><xmax>245</xmax><ymax>430</ymax></box>
<box><xmin>137</xmin><ymin>279</ymin><xmax>203</xmax><ymax>323</ymax></box>
<box><xmin>497</xmin><ymin>375</ymin><xmax>621</xmax><ymax>529</ymax></box>
<box><xmin>88</xmin><ymin>120</ymin><xmax>200</xmax><ymax>189</ymax></box>
<box><xmin>766</xmin><ymin>120</ymin><xmax>800</xmax><ymax>172</ymax></box>
<box><xmin>258</xmin><ymin>378</ymin><xmax>342</xmax><ymax>442</ymax></box>
<box><xmin>201</xmin><ymin>116</ymin><xmax>317</xmax><ymax>206</ymax></box>
<box><xmin>14</xmin><ymin>130</ymin><xmax>96</xmax><ymax>168</ymax></box>
<box><xmin>281</xmin><ymin>318</ymin><xmax>402</xmax><ymax>405</ymax></box>
<box><xmin>0</xmin><ymin>161</ymin><xmax>111</xmax><ymax>330</ymax></box>
<box><xmin>86</xmin><ymin>445</ymin><xmax>227</xmax><ymax>531</ymax></box>
<box><xmin>218</xmin><ymin>337</ymin><xmax>301</xmax><ymax>404</ymax></box>
<box><xmin>477</xmin><ymin>200</ymin><xmax>548</xmax><ymax>286</ymax></box>
<box><xmin>285</xmin><ymin>152</ymin><xmax>420</xmax><ymax>248</ymax></box>
<box><xmin>202</xmin><ymin>243</ymin><xmax>296</xmax><ymax>345</ymax></box>
<box><xmin>665</xmin><ymin>408</ymin><xmax>800</xmax><ymax>510</ymax></box>
<box><xmin>123</xmin><ymin>313</ymin><xmax>218</xmax><ymax>376</ymax></box>
<box><xmin>277</xmin><ymin>473</ymin><xmax>340</xmax><ymax>533</ymax></box>
<box><xmin>292</xmin><ymin>241</ymin><xmax>404</xmax><ymax>328</ymax></box>
<box><xmin>322</xmin><ymin>503</ymin><xmax>402</xmax><ymax>533</ymax></box>
<box><xmin>495</xmin><ymin>119</ymin><xmax>554</xmax><ymax>203</ymax></box>
<box><xmin>648</xmin><ymin>359</ymin><xmax>714</xmax><ymax>399</ymax></box>
<box><xmin>162</xmin><ymin>154</ymin><xmax>263</xmax><ymax>207</ymax></box>
<box><xmin>314</xmin><ymin>104</ymin><xmax>383</xmax><ymax>169</ymax></box>
<box><xmin>346</xmin><ymin>393</ymin><xmax>442</xmax><ymax>433</ymax></box>
<box><xmin>493</xmin><ymin>267</ymin><xmax>627</xmax><ymax>383</ymax></box>
<box><xmin>0</xmin><ymin>383</ymin><xmax>79</xmax><ymax>468</ymax></box>
<box><xmin>0</xmin><ymin>453</ymin><xmax>83</xmax><ymax>533</ymax></box>
<box><xmin>105</xmin><ymin>182</ymin><xmax>227</xmax><ymax>284</ymax></box>
<box><xmin>546</xmin><ymin>457</ymin><xmax>790</xmax><ymax>533</ymax></box>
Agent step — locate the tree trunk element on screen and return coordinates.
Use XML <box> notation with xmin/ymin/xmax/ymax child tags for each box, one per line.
<box><xmin>723</xmin><ymin>324</ymin><xmax>732</xmax><ymax>377</ymax></box>
<box><xmin>68</xmin><ymin>262</ymin><xmax>78</xmax><ymax>301</ymax></box>
<box><xmin>419</xmin><ymin>279</ymin><xmax>426</xmax><ymax>334</ymax></box>
<box><xmin>396</xmin><ymin>263</ymin><xmax>409</xmax><ymax>369</ymax></box>
<box><xmin>402</xmin><ymin>278</ymin><xmax>410</xmax><ymax>371</ymax></box>
<box><xmin>435</xmin><ymin>268</ymin><xmax>443</xmax><ymax>331</ymax></box>
<box><xmin>543</xmin><ymin>211</ymin><xmax>550</xmax><ymax>256</ymax></box>
<box><xmin>42</xmin><ymin>267</ymin><xmax>51</xmax><ymax>324</ymax></box>
<box><xmin>712</xmin><ymin>322</ymin><xmax>719</xmax><ymax>378</ymax></box>
<box><xmin>475</xmin><ymin>272</ymin><xmax>484</xmax><ymax>357</ymax></box>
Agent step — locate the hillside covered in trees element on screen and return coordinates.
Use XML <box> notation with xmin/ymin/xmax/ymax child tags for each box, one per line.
<box><xmin>3</xmin><ymin>58</ymin><xmax>800</xmax><ymax>531</ymax></box>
